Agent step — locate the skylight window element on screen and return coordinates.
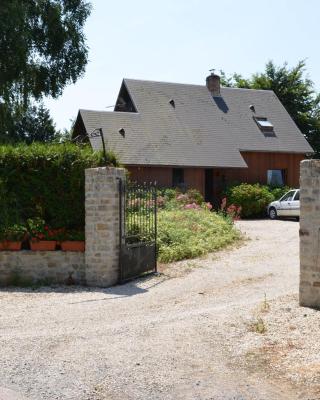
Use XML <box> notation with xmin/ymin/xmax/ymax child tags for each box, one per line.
<box><xmin>253</xmin><ymin>116</ymin><xmax>276</xmax><ymax>137</ymax></box>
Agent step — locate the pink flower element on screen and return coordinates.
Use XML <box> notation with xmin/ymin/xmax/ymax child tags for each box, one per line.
<box><xmin>176</xmin><ymin>194</ymin><xmax>188</xmax><ymax>202</ymax></box>
<box><xmin>221</xmin><ymin>197</ymin><xmax>227</xmax><ymax>210</ymax></box>
<box><xmin>184</xmin><ymin>202</ymin><xmax>200</xmax><ymax>210</ymax></box>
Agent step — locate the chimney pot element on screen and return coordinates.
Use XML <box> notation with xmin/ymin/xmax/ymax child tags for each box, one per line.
<box><xmin>206</xmin><ymin>72</ymin><xmax>221</xmax><ymax>97</ymax></box>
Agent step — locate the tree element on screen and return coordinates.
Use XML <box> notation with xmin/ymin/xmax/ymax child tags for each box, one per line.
<box><xmin>0</xmin><ymin>0</ymin><xmax>91</xmax><ymax>142</ymax></box>
<box><xmin>0</xmin><ymin>103</ymin><xmax>57</xmax><ymax>144</ymax></box>
<box><xmin>220</xmin><ymin>61</ymin><xmax>320</xmax><ymax>157</ymax></box>
<box><xmin>15</xmin><ymin>104</ymin><xmax>57</xmax><ymax>144</ymax></box>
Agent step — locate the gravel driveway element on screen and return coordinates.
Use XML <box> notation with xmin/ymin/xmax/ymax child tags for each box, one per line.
<box><xmin>0</xmin><ymin>219</ymin><xmax>313</xmax><ymax>400</ymax></box>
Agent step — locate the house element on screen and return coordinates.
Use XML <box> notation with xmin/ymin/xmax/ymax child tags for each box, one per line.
<box><xmin>73</xmin><ymin>73</ymin><xmax>313</xmax><ymax>205</ymax></box>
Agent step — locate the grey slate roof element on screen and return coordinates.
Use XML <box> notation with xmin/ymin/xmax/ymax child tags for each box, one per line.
<box><xmin>78</xmin><ymin>78</ymin><xmax>313</xmax><ymax>168</ymax></box>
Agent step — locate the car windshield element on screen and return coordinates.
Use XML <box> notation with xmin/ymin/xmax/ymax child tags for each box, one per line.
<box><xmin>280</xmin><ymin>190</ymin><xmax>296</xmax><ymax>202</ymax></box>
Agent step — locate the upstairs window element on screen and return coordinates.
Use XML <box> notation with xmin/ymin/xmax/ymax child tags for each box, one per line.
<box><xmin>254</xmin><ymin>116</ymin><xmax>276</xmax><ymax>137</ymax></box>
<box><xmin>267</xmin><ymin>169</ymin><xmax>285</xmax><ymax>186</ymax></box>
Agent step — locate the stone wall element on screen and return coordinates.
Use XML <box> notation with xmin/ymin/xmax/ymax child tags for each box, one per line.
<box><xmin>0</xmin><ymin>251</ymin><xmax>85</xmax><ymax>286</ymax></box>
<box><xmin>0</xmin><ymin>167</ymin><xmax>126</xmax><ymax>288</ymax></box>
<box><xmin>300</xmin><ymin>159</ymin><xmax>320</xmax><ymax>308</ymax></box>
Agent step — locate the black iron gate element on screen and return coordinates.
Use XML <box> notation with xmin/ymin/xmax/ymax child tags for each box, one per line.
<box><xmin>119</xmin><ymin>180</ymin><xmax>157</xmax><ymax>283</ymax></box>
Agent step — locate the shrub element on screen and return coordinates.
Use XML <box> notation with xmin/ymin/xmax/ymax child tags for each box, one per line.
<box><xmin>226</xmin><ymin>183</ymin><xmax>274</xmax><ymax>218</ymax></box>
<box><xmin>268</xmin><ymin>185</ymin><xmax>292</xmax><ymax>200</ymax></box>
<box><xmin>0</xmin><ymin>143</ymin><xmax>119</xmax><ymax>229</ymax></box>
<box><xmin>157</xmin><ymin>209</ymin><xmax>240</xmax><ymax>263</ymax></box>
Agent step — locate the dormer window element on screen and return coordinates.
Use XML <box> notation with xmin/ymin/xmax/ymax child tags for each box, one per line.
<box><xmin>254</xmin><ymin>116</ymin><xmax>276</xmax><ymax>137</ymax></box>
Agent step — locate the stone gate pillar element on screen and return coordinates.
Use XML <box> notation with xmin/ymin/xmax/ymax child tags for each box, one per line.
<box><xmin>85</xmin><ymin>167</ymin><xmax>126</xmax><ymax>287</ymax></box>
<box><xmin>300</xmin><ymin>159</ymin><xmax>320</xmax><ymax>308</ymax></box>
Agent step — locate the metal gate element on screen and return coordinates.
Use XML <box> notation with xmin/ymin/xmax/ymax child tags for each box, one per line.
<box><xmin>119</xmin><ymin>180</ymin><xmax>157</xmax><ymax>283</ymax></box>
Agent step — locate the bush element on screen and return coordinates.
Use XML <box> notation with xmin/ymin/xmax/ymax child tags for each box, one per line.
<box><xmin>0</xmin><ymin>143</ymin><xmax>119</xmax><ymax>229</ymax></box>
<box><xmin>268</xmin><ymin>185</ymin><xmax>292</xmax><ymax>200</ymax></box>
<box><xmin>226</xmin><ymin>183</ymin><xmax>274</xmax><ymax>218</ymax></box>
<box><xmin>157</xmin><ymin>209</ymin><xmax>240</xmax><ymax>263</ymax></box>
<box><xmin>156</xmin><ymin>188</ymin><xmax>207</xmax><ymax>210</ymax></box>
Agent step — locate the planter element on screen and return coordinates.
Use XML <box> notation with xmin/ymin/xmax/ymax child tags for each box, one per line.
<box><xmin>0</xmin><ymin>241</ymin><xmax>22</xmax><ymax>251</ymax></box>
<box><xmin>30</xmin><ymin>240</ymin><xmax>57</xmax><ymax>251</ymax></box>
<box><xmin>61</xmin><ymin>241</ymin><xmax>85</xmax><ymax>252</ymax></box>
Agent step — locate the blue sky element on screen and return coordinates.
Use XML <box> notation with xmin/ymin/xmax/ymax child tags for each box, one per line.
<box><xmin>45</xmin><ymin>0</ymin><xmax>320</xmax><ymax>131</ymax></box>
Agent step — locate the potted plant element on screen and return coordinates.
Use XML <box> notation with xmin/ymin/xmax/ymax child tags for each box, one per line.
<box><xmin>59</xmin><ymin>230</ymin><xmax>85</xmax><ymax>252</ymax></box>
<box><xmin>0</xmin><ymin>224</ymin><xmax>27</xmax><ymax>251</ymax></box>
<box><xmin>27</xmin><ymin>218</ymin><xmax>58</xmax><ymax>251</ymax></box>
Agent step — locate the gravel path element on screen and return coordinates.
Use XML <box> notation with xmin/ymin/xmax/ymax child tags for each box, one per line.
<box><xmin>0</xmin><ymin>219</ymin><xmax>317</xmax><ymax>400</ymax></box>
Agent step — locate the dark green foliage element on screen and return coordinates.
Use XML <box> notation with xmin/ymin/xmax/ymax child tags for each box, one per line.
<box><xmin>220</xmin><ymin>60</ymin><xmax>320</xmax><ymax>157</ymax></box>
<box><xmin>0</xmin><ymin>0</ymin><xmax>91</xmax><ymax>142</ymax></box>
<box><xmin>0</xmin><ymin>0</ymin><xmax>91</xmax><ymax>103</ymax></box>
<box><xmin>0</xmin><ymin>143</ymin><xmax>119</xmax><ymax>229</ymax></box>
<box><xmin>225</xmin><ymin>183</ymin><xmax>293</xmax><ymax>218</ymax></box>
<box><xmin>0</xmin><ymin>103</ymin><xmax>58</xmax><ymax>144</ymax></box>
<box><xmin>225</xmin><ymin>184</ymin><xmax>274</xmax><ymax>218</ymax></box>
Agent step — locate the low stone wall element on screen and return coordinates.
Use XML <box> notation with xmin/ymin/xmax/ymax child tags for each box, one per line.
<box><xmin>0</xmin><ymin>251</ymin><xmax>85</xmax><ymax>286</ymax></box>
<box><xmin>0</xmin><ymin>166</ymin><xmax>126</xmax><ymax>288</ymax></box>
<box><xmin>300</xmin><ymin>159</ymin><xmax>320</xmax><ymax>308</ymax></box>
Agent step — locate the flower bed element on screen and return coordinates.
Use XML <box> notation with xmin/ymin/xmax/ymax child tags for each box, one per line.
<box><xmin>127</xmin><ymin>187</ymin><xmax>241</xmax><ymax>263</ymax></box>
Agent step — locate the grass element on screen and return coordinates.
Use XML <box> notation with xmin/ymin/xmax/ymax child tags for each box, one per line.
<box><xmin>250</xmin><ymin>317</ymin><xmax>267</xmax><ymax>334</ymax></box>
<box><xmin>157</xmin><ymin>208</ymin><xmax>241</xmax><ymax>263</ymax></box>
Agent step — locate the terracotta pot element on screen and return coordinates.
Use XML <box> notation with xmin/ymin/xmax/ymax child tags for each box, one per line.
<box><xmin>61</xmin><ymin>241</ymin><xmax>85</xmax><ymax>252</ymax></box>
<box><xmin>30</xmin><ymin>240</ymin><xmax>57</xmax><ymax>251</ymax></box>
<box><xmin>0</xmin><ymin>241</ymin><xmax>22</xmax><ymax>251</ymax></box>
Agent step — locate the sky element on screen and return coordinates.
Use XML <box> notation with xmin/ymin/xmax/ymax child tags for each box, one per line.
<box><xmin>45</xmin><ymin>0</ymin><xmax>320</xmax><ymax>131</ymax></box>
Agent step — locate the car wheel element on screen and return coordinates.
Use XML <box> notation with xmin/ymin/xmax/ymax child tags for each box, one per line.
<box><xmin>269</xmin><ymin>207</ymin><xmax>277</xmax><ymax>220</ymax></box>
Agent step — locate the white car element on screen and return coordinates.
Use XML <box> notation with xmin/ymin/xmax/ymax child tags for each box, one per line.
<box><xmin>267</xmin><ymin>189</ymin><xmax>300</xmax><ymax>220</ymax></box>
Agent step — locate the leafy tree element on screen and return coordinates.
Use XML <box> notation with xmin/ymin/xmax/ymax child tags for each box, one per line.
<box><xmin>0</xmin><ymin>103</ymin><xmax>57</xmax><ymax>144</ymax></box>
<box><xmin>220</xmin><ymin>61</ymin><xmax>320</xmax><ymax>156</ymax></box>
<box><xmin>15</xmin><ymin>104</ymin><xmax>57</xmax><ymax>144</ymax></box>
<box><xmin>0</xmin><ymin>0</ymin><xmax>91</xmax><ymax>142</ymax></box>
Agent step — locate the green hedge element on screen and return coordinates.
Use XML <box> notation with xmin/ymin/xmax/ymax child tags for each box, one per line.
<box><xmin>0</xmin><ymin>143</ymin><xmax>119</xmax><ymax>229</ymax></box>
<box><xmin>225</xmin><ymin>183</ymin><xmax>292</xmax><ymax>218</ymax></box>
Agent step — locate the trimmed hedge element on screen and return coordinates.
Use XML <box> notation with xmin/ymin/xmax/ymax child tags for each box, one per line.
<box><xmin>0</xmin><ymin>143</ymin><xmax>119</xmax><ymax>229</ymax></box>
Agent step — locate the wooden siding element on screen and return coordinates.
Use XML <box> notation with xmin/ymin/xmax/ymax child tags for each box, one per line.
<box><xmin>127</xmin><ymin>166</ymin><xmax>172</xmax><ymax>187</ymax></box>
<box><xmin>127</xmin><ymin>166</ymin><xmax>204</xmax><ymax>193</ymax></box>
<box><xmin>127</xmin><ymin>152</ymin><xmax>306</xmax><ymax>202</ymax></box>
<box><xmin>221</xmin><ymin>152</ymin><xmax>305</xmax><ymax>187</ymax></box>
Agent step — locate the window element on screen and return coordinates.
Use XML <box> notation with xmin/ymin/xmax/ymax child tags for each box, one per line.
<box><xmin>280</xmin><ymin>190</ymin><xmax>296</xmax><ymax>202</ymax></box>
<box><xmin>267</xmin><ymin>169</ymin><xmax>285</xmax><ymax>186</ymax></box>
<box><xmin>172</xmin><ymin>168</ymin><xmax>184</xmax><ymax>187</ymax></box>
<box><xmin>254</xmin><ymin>116</ymin><xmax>276</xmax><ymax>137</ymax></box>
<box><xmin>294</xmin><ymin>190</ymin><xmax>300</xmax><ymax>201</ymax></box>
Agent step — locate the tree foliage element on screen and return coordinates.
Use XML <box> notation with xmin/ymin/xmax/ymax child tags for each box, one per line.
<box><xmin>220</xmin><ymin>61</ymin><xmax>320</xmax><ymax>156</ymax></box>
<box><xmin>0</xmin><ymin>103</ymin><xmax>57</xmax><ymax>144</ymax></box>
<box><xmin>0</xmin><ymin>0</ymin><xmax>91</xmax><ymax>142</ymax></box>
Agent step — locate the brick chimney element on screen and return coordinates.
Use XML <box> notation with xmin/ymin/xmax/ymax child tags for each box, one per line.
<box><xmin>206</xmin><ymin>71</ymin><xmax>221</xmax><ymax>97</ymax></box>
